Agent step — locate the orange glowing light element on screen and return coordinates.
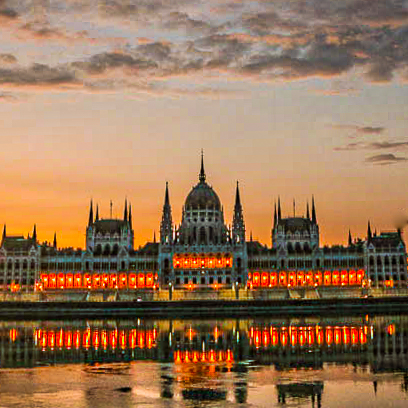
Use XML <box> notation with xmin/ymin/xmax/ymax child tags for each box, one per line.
<box><xmin>9</xmin><ymin>328</ymin><xmax>18</xmax><ymax>342</ymax></box>
<box><xmin>387</xmin><ymin>324</ymin><xmax>395</xmax><ymax>336</ymax></box>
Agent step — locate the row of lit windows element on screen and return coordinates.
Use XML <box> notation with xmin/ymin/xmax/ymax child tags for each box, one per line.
<box><xmin>173</xmin><ymin>256</ymin><xmax>232</xmax><ymax>269</ymax></box>
<box><xmin>248</xmin><ymin>270</ymin><xmax>365</xmax><ymax>288</ymax></box>
<box><xmin>249</xmin><ymin>325</ymin><xmax>370</xmax><ymax>348</ymax></box>
<box><xmin>39</xmin><ymin>272</ymin><xmax>158</xmax><ymax>290</ymax></box>
<box><xmin>31</xmin><ymin>328</ymin><xmax>157</xmax><ymax>351</ymax></box>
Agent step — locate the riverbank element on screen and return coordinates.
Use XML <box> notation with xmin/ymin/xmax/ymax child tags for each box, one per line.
<box><xmin>1</xmin><ymin>296</ymin><xmax>408</xmax><ymax>319</ymax></box>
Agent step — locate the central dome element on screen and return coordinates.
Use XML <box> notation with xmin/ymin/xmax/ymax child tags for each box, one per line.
<box><xmin>184</xmin><ymin>153</ymin><xmax>221</xmax><ymax>210</ymax></box>
<box><xmin>185</xmin><ymin>182</ymin><xmax>221</xmax><ymax>210</ymax></box>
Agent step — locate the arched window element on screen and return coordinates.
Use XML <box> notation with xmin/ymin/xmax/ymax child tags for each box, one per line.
<box><xmin>280</xmin><ymin>259</ymin><xmax>285</xmax><ymax>269</ymax></box>
<box><xmin>199</xmin><ymin>227</ymin><xmax>206</xmax><ymax>245</ymax></box>
<box><xmin>23</xmin><ymin>260</ymin><xmax>28</xmax><ymax>270</ymax></box>
<box><xmin>94</xmin><ymin>245</ymin><xmax>102</xmax><ymax>256</ymax></box>
<box><xmin>384</xmin><ymin>256</ymin><xmax>389</xmax><ymax>266</ymax></box>
<box><xmin>111</xmin><ymin>244</ymin><xmax>119</xmax><ymax>256</ymax></box>
<box><xmin>392</xmin><ymin>256</ymin><xmax>397</xmax><ymax>265</ymax></box>
<box><xmin>209</xmin><ymin>227</ymin><xmax>214</xmax><ymax>243</ymax></box>
<box><xmin>103</xmin><ymin>245</ymin><xmax>111</xmax><ymax>256</ymax></box>
<box><xmin>400</xmin><ymin>256</ymin><xmax>405</xmax><ymax>265</ymax></box>
<box><xmin>30</xmin><ymin>261</ymin><xmax>35</xmax><ymax>270</ymax></box>
<box><xmin>369</xmin><ymin>256</ymin><xmax>374</xmax><ymax>266</ymax></box>
<box><xmin>164</xmin><ymin>259</ymin><xmax>169</xmax><ymax>269</ymax></box>
<box><xmin>192</xmin><ymin>227</ymin><xmax>197</xmax><ymax>244</ymax></box>
<box><xmin>377</xmin><ymin>257</ymin><xmax>382</xmax><ymax>266</ymax></box>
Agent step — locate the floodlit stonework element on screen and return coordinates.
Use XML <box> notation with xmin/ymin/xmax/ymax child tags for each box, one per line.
<box><xmin>0</xmin><ymin>156</ymin><xmax>406</xmax><ymax>293</ymax></box>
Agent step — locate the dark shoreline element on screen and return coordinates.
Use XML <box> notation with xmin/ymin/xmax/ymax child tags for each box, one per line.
<box><xmin>1</xmin><ymin>297</ymin><xmax>408</xmax><ymax>320</ymax></box>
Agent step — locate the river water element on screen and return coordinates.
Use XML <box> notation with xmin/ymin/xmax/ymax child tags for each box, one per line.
<box><xmin>0</xmin><ymin>314</ymin><xmax>407</xmax><ymax>408</ymax></box>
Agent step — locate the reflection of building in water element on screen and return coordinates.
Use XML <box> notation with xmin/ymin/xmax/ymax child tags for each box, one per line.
<box><xmin>277</xmin><ymin>382</ymin><xmax>323</xmax><ymax>407</ymax></box>
<box><xmin>1</xmin><ymin>316</ymin><xmax>408</xmax><ymax>402</ymax></box>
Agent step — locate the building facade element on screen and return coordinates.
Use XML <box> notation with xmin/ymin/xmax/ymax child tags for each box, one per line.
<box><xmin>0</xmin><ymin>157</ymin><xmax>406</xmax><ymax>292</ymax></box>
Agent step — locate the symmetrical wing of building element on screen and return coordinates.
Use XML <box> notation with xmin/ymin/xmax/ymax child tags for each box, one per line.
<box><xmin>0</xmin><ymin>156</ymin><xmax>407</xmax><ymax>292</ymax></box>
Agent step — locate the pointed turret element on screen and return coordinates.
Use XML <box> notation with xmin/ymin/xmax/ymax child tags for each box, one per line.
<box><xmin>278</xmin><ymin>196</ymin><xmax>282</xmax><ymax>220</ymax></box>
<box><xmin>53</xmin><ymin>232</ymin><xmax>57</xmax><ymax>249</ymax></box>
<box><xmin>250</xmin><ymin>231</ymin><xmax>253</xmax><ymax>242</ymax></box>
<box><xmin>234</xmin><ymin>180</ymin><xmax>242</xmax><ymax>209</ymax></box>
<box><xmin>124</xmin><ymin>198</ymin><xmax>128</xmax><ymax>222</ymax></box>
<box><xmin>88</xmin><ymin>199</ymin><xmax>94</xmax><ymax>226</ymax></box>
<box><xmin>367</xmin><ymin>221</ymin><xmax>372</xmax><ymax>240</ymax></box>
<box><xmin>348</xmin><ymin>229</ymin><xmax>352</xmax><ymax>246</ymax></box>
<box><xmin>232</xmin><ymin>181</ymin><xmax>245</xmax><ymax>244</ymax></box>
<box><xmin>95</xmin><ymin>204</ymin><xmax>99</xmax><ymax>222</ymax></box>
<box><xmin>153</xmin><ymin>230</ymin><xmax>156</xmax><ymax>243</ymax></box>
<box><xmin>306</xmin><ymin>201</ymin><xmax>310</xmax><ymax>220</ymax></box>
<box><xmin>129</xmin><ymin>204</ymin><xmax>132</xmax><ymax>229</ymax></box>
<box><xmin>32</xmin><ymin>224</ymin><xmax>37</xmax><ymax>242</ymax></box>
<box><xmin>273</xmin><ymin>202</ymin><xmax>277</xmax><ymax>227</ymax></box>
<box><xmin>2</xmin><ymin>224</ymin><xmax>6</xmax><ymax>245</ymax></box>
<box><xmin>311</xmin><ymin>195</ymin><xmax>317</xmax><ymax>224</ymax></box>
<box><xmin>160</xmin><ymin>182</ymin><xmax>173</xmax><ymax>245</ymax></box>
<box><xmin>199</xmin><ymin>150</ymin><xmax>206</xmax><ymax>183</ymax></box>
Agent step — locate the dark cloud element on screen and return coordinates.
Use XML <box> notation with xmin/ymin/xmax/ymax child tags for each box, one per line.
<box><xmin>331</xmin><ymin>124</ymin><xmax>386</xmax><ymax>134</ymax></box>
<box><xmin>137</xmin><ymin>42</ymin><xmax>172</xmax><ymax>61</ymax></box>
<box><xmin>73</xmin><ymin>52</ymin><xmax>158</xmax><ymax>75</ymax></box>
<box><xmin>164</xmin><ymin>12</ymin><xmax>213</xmax><ymax>33</ymax></box>
<box><xmin>358</xmin><ymin>126</ymin><xmax>385</xmax><ymax>134</ymax></box>
<box><xmin>0</xmin><ymin>53</ymin><xmax>17</xmax><ymax>64</ymax></box>
<box><xmin>365</xmin><ymin>153</ymin><xmax>408</xmax><ymax>164</ymax></box>
<box><xmin>242</xmin><ymin>11</ymin><xmax>307</xmax><ymax>35</ymax></box>
<box><xmin>0</xmin><ymin>63</ymin><xmax>76</xmax><ymax>87</ymax></box>
<box><xmin>0</xmin><ymin>0</ymin><xmax>18</xmax><ymax>21</ymax></box>
<box><xmin>4</xmin><ymin>0</ymin><xmax>408</xmax><ymax>90</ymax></box>
<box><xmin>242</xmin><ymin>42</ymin><xmax>355</xmax><ymax>79</ymax></box>
<box><xmin>370</xmin><ymin>141</ymin><xmax>408</xmax><ymax>149</ymax></box>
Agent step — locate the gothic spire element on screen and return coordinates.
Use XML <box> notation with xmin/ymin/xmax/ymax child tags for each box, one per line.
<box><xmin>153</xmin><ymin>230</ymin><xmax>156</xmax><ymax>243</ymax></box>
<box><xmin>124</xmin><ymin>198</ymin><xmax>128</xmax><ymax>222</ymax></box>
<box><xmin>95</xmin><ymin>204</ymin><xmax>99</xmax><ymax>222</ymax></box>
<box><xmin>278</xmin><ymin>196</ymin><xmax>282</xmax><ymax>220</ymax></box>
<box><xmin>161</xmin><ymin>182</ymin><xmax>173</xmax><ymax>244</ymax></box>
<box><xmin>235</xmin><ymin>181</ymin><xmax>242</xmax><ymax>209</ymax></box>
<box><xmin>232</xmin><ymin>181</ymin><xmax>245</xmax><ymax>243</ymax></box>
<box><xmin>2</xmin><ymin>224</ymin><xmax>5</xmax><ymax>244</ymax></box>
<box><xmin>88</xmin><ymin>199</ymin><xmax>93</xmax><ymax>226</ymax></box>
<box><xmin>129</xmin><ymin>204</ymin><xmax>133</xmax><ymax>229</ymax></box>
<box><xmin>250</xmin><ymin>231</ymin><xmax>253</xmax><ymax>242</ymax></box>
<box><xmin>32</xmin><ymin>224</ymin><xmax>37</xmax><ymax>242</ymax></box>
<box><xmin>312</xmin><ymin>195</ymin><xmax>317</xmax><ymax>224</ymax></box>
<box><xmin>367</xmin><ymin>220</ymin><xmax>372</xmax><ymax>240</ymax></box>
<box><xmin>306</xmin><ymin>201</ymin><xmax>310</xmax><ymax>220</ymax></box>
<box><xmin>53</xmin><ymin>232</ymin><xmax>57</xmax><ymax>249</ymax></box>
<box><xmin>348</xmin><ymin>229</ymin><xmax>352</xmax><ymax>246</ymax></box>
<box><xmin>199</xmin><ymin>150</ymin><xmax>206</xmax><ymax>183</ymax></box>
<box><xmin>165</xmin><ymin>181</ymin><xmax>170</xmax><ymax>207</ymax></box>
<box><xmin>274</xmin><ymin>201</ymin><xmax>277</xmax><ymax>227</ymax></box>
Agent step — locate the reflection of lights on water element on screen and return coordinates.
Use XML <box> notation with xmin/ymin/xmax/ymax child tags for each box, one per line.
<box><xmin>9</xmin><ymin>329</ymin><xmax>18</xmax><ymax>342</ymax></box>
<box><xmin>387</xmin><ymin>324</ymin><xmax>396</xmax><ymax>336</ymax></box>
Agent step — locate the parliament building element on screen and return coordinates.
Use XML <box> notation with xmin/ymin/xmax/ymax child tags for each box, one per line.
<box><xmin>0</xmin><ymin>156</ymin><xmax>407</xmax><ymax>293</ymax></box>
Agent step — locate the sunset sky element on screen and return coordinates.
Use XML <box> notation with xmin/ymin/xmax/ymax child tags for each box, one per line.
<box><xmin>0</xmin><ymin>0</ymin><xmax>408</xmax><ymax>249</ymax></box>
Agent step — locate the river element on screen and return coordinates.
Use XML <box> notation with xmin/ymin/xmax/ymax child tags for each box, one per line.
<box><xmin>0</xmin><ymin>314</ymin><xmax>407</xmax><ymax>407</ymax></box>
